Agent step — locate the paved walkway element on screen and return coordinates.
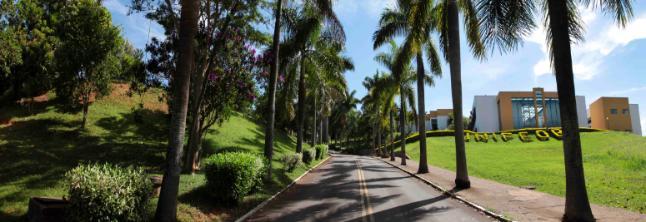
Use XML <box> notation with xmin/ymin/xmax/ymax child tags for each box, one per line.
<box><xmin>379</xmin><ymin>156</ymin><xmax>646</xmax><ymax>222</ymax></box>
<box><xmin>246</xmin><ymin>154</ymin><xmax>495</xmax><ymax>222</ymax></box>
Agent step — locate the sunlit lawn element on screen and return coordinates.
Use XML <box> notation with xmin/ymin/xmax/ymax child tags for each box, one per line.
<box><xmin>0</xmin><ymin>85</ymin><xmax>318</xmax><ymax>222</ymax></box>
<box><xmin>402</xmin><ymin>131</ymin><xmax>646</xmax><ymax>213</ymax></box>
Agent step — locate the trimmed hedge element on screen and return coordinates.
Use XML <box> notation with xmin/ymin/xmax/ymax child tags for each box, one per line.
<box><xmin>302</xmin><ymin>149</ymin><xmax>315</xmax><ymax>164</ymax></box>
<box><xmin>65</xmin><ymin>163</ymin><xmax>151</xmax><ymax>222</ymax></box>
<box><xmin>315</xmin><ymin>145</ymin><xmax>328</xmax><ymax>160</ymax></box>
<box><xmin>281</xmin><ymin>153</ymin><xmax>302</xmax><ymax>172</ymax></box>
<box><xmin>203</xmin><ymin>152</ymin><xmax>266</xmax><ymax>204</ymax></box>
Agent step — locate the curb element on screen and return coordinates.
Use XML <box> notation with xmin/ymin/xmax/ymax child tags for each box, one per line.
<box><xmin>236</xmin><ymin>155</ymin><xmax>333</xmax><ymax>222</ymax></box>
<box><xmin>376</xmin><ymin>157</ymin><xmax>514</xmax><ymax>222</ymax></box>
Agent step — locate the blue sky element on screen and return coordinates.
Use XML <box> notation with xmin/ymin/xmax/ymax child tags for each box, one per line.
<box><xmin>103</xmin><ymin>0</ymin><xmax>646</xmax><ymax>135</ymax></box>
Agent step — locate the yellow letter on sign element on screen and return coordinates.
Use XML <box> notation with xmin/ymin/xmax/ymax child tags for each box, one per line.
<box><xmin>536</xmin><ymin>130</ymin><xmax>550</xmax><ymax>141</ymax></box>
<box><xmin>501</xmin><ymin>132</ymin><xmax>513</xmax><ymax>142</ymax></box>
<box><xmin>519</xmin><ymin>131</ymin><xmax>532</xmax><ymax>142</ymax></box>
<box><xmin>550</xmin><ymin>128</ymin><xmax>563</xmax><ymax>140</ymax></box>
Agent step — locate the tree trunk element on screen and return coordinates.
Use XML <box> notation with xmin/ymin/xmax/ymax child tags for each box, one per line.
<box><xmin>416</xmin><ymin>53</ymin><xmax>429</xmax><ymax>174</ymax></box>
<box><xmin>323</xmin><ymin>116</ymin><xmax>329</xmax><ymax>144</ymax></box>
<box><xmin>390</xmin><ymin>110</ymin><xmax>395</xmax><ymax>161</ymax></box>
<box><xmin>185</xmin><ymin>73</ymin><xmax>206</xmax><ymax>173</ymax></box>
<box><xmin>399</xmin><ymin>84</ymin><xmax>407</xmax><ymax>165</ymax></box>
<box><xmin>154</xmin><ymin>0</ymin><xmax>198</xmax><ymax>220</ymax></box>
<box><xmin>297</xmin><ymin>56</ymin><xmax>305</xmax><ymax>153</ymax></box>
<box><xmin>375</xmin><ymin>115</ymin><xmax>381</xmax><ymax>154</ymax></box>
<box><xmin>81</xmin><ymin>88</ymin><xmax>89</xmax><ymax>129</ymax></box>
<box><xmin>319</xmin><ymin>117</ymin><xmax>325</xmax><ymax>144</ymax></box>
<box><xmin>264</xmin><ymin>0</ymin><xmax>283</xmax><ymax>179</ymax></box>
<box><xmin>447</xmin><ymin>0</ymin><xmax>470</xmax><ymax>189</ymax></box>
<box><xmin>311</xmin><ymin>90</ymin><xmax>317</xmax><ymax>147</ymax></box>
<box><xmin>185</xmin><ymin>116</ymin><xmax>203</xmax><ymax>173</ymax></box>
<box><xmin>546</xmin><ymin>0</ymin><xmax>594</xmax><ymax>220</ymax></box>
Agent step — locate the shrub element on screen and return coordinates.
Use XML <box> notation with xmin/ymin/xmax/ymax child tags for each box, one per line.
<box><xmin>315</xmin><ymin>145</ymin><xmax>328</xmax><ymax>159</ymax></box>
<box><xmin>203</xmin><ymin>152</ymin><xmax>265</xmax><ymax>204</ymax></box>
<box><xmin>302</xmin><ymin>149</ymin><xmax>315</xmax><ymax>164</ymax></box>
<box><xmin>281</xmin><ymin>153</ymin><xmax>302</xmax><ymax>172</ymax></box>
<box><xmin>65</xmin><ymin>163</ymin><xmax>151</xmax><ymax>222</ymax></box>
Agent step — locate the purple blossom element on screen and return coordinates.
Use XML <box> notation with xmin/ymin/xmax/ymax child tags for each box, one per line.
<box><xmin>279</xmin><ymin>74</ymin><xmax>285</xmax><ymax>82</ymax></box>
<box><xmin>208</xmin><ymin>72</ymin><xmax>218</xmax><ymax>81</ymax></box>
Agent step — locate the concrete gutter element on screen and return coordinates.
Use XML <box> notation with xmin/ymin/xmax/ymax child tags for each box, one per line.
<box><xmin>236</xmin><ymin>155</ymin><xmax>333</xmax><ymax>222</ymax></box>
<box><xmin>376</xmin><ymin>157</ymin><xmax>515</xmax><ymax>222</ymax></box>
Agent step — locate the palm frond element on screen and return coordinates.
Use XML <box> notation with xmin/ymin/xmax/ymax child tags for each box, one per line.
<box><xmin>424</xmin><ymin>40</ymin><xmax>443</xmax><ymax>75</ymax></box>
<box><xmin>459</xmin><ymin>0</ymin><xmax>486</xmax><ymax>60</ymax></box>
<box><xmin>579</xmin><ymin>0</ymin><xmax>633</xmax><ymax>26</ymax></box>
<box><xmin>476</xmin><ymin>0</ymin><xmax>536</xmax><ymax>53</ymax></box>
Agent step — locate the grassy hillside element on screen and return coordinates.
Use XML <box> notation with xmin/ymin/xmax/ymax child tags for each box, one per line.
<box><xmin>401</xmin><ymin>131</ymin><xmax>646</xmax><ymax>213</ymax></box>
<box><xmin>0</xmin><ymin>84</ymin><xmax>317</xmax><ymax>221</ymax></box>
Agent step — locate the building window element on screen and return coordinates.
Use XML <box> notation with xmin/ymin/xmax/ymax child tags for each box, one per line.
<box><xmin>544</xmin><ymin>98</ymin><xmax>561</xmax><ymax>127</ymax></box>
<box><xmin>622</xmin><ymin>109</ymin><xmax>629</xmax><ymax>115</ymax></box>
<box><xmin>535</xmin><ymin>91</ymin><xmax>544</xmax><ymax>127</ymax></box>
<box><xmin>512</xmin><ymin>98</ymin><xmax>537</xmax><ymax>129</ymax></box>
<box><xmin>610</xmin><ymin>108</ymin><xmax>618</xmax><ymax>114</ymax></box>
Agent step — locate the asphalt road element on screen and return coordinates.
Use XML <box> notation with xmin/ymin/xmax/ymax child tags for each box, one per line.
<box><xmin>247</xmin><ymin>154</ymin><xmax>494</xmax><ymax>222</ymax></box>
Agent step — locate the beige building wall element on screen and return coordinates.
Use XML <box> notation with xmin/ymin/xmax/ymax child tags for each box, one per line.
<box><xmin>589</xmin><ymin>97</ymin><xmax>633</xmax><ymax>132</ymax></box>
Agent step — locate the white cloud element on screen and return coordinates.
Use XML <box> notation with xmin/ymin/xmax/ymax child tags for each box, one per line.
<box><xmin>334</xmin><ymin>0</ymin><xmax>396</xmax><ymax>18</ymax></box>
<box><xmin>608</xmin><ymin>86</ymin><xmax>646</xmax><ymax>96</ymax></box>
<box><xmin>527</xmin><ymin>6</ymin><xmax>646</xmax><ymax>81</ymax></box>
<box><xmin>585</xmin><ymin>15</ymin><xmax>646</xmax><ymax>55</ymax></box>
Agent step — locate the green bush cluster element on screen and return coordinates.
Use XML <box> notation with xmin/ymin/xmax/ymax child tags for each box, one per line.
<box><xmin>281</xmin><ymin>153</ymin><xmax>302</xmax><ymax>172</ymax></box>
<box><xmin>203</xmin><ymin>152</ymin><xmax>266</xmax><ymax>204</ymax></box>
<box><xmin>65</xmin><ymin>163</ymin><xmax>152</xmax><ymax>222</ymax></box>
<box><xmin>315</xmin><ymin>145</ymin><xmax>328</xmax><ymax>160</ymax></box>
<box><xmin>302</xmin><ymin>149</ymin><xmax>315</xmax><ymax>164</ymax></box>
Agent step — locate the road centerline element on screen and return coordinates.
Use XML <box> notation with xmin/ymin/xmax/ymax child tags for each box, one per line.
<box><xmin>356</xmin><ymin>160</ymin><xmax>374</xmax><ymax>222</ymax></box>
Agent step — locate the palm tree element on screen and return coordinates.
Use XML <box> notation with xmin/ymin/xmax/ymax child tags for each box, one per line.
<box><xmin>476</xmin><ymin>0</ymin><xmax>633</xmax><ymax>220</ymax></box>
<box><xmin>372</xmin><ymin>40</ymin><xmax>418</xmax><ymax>165</ymax></box>
<box><xmin>154</xmin><ymin>0</ymin><xmax>199</xmax><ymax>220</ymax></box>
<box><xmin>281</xmin><ymin>1</ymin><xmax>346</xmax><ymax>153</ymax></box>
<box><xmin>439</xmin><ymin>0</ymin><xmax>486</xmax><ymax>189</ymax></box>
<box><xmin>331</xmin><ymin>90</ymin><xmax>359</xmax><ymax>146</ymax></box>
<box><xmin>374</xmin><ymin>2</ymin><xmax>443</xmax><ymax>173</ymax></box>
<box><xmin>264</xmin><ymin>0</ymin><xmax>284</xmax><ymax>179</ymax></box>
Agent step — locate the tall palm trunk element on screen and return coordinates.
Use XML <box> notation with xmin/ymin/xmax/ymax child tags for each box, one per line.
<box><xmin>297</xmin><ymin>56</ymin><xmax>305</xmax><ymax>153</ymax></box>
<box><xmin>376</xmin><ymin>112</ymin><xmax>381</xmax><ymax>155</ymax></box>
<box><xmin>399</xmin><ymin>85</ymin><xmax>407</xmax><ymax>165</ymax></box>
<box><xmin>547</xmin><ymin>0</ymin><xmax>594</xmax><ymax>220</ymax></box>
<box><xmin>324</xmin><ymin>117</ymin><xmax>329</xmax><ymax>143</ymax></box>
<box><xmin>154</xmin><ymin>0</ymin><xmax>199</xmax><ymax>220</ymax></box>
<box><xmin>389</xmin><ymin>110</ymin><xmax>395</xmax><ymax>161</ymax></box>
<box><xmin>318</xmin><ymin>117</ymin><xmax>325</xmax><ymax>144</ymax></box>
<box><xmin>416</xmin><ymin>53</ymin><xmax>429</xmax><ymax>174</ymax></box>
<box><xmin>447</xmin><ymin>0</ymin><xmax>470</xmax><ymax>188</ymax></box>
<box><xmin>311</xmin><ymin>90</ymin><xmax>317</xmax><ymax>147</ymax></box>
<box><xmin>264</xmin><ymin>0</ymin><xmax>283</xmax><ymax>178</ymax></box>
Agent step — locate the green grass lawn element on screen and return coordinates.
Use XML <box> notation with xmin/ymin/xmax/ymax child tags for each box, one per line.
<box><xmin>401</xmin><ymin>132</ymin><xmax>646</xmax><ymax>213</ymax></box>
<box><xmin>0</xmin><ymin>85</ymin><xmax>319</xmax><ymax>221</ymax></box>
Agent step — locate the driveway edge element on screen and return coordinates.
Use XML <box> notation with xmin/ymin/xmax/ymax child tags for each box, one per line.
<box><xmin>376</xmin><ymin>157</ymin><xmax>514</xmax><ymax>222</ymax></box>
<box><xmin>236</xmin><ymin>155</ymin><xmax>333</xmax><ymax>222</ymax></box>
